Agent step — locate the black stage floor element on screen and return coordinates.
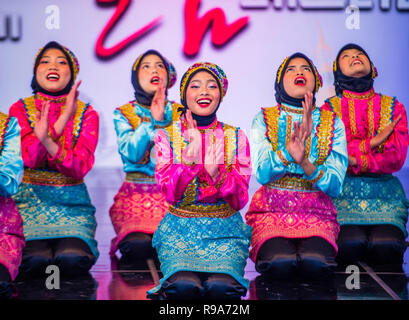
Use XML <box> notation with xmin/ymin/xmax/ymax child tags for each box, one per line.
<box><xmin>9</xmin><ymin>168</ymin><xmax>409</xmax><ymax>300</ymax></box>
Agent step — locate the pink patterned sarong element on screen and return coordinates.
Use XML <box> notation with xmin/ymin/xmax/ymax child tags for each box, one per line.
<box><xmin>109</xmin><ymin>180</ymin><xmax>168</xmax><ymax>256</ymax></box>
<box><xmin>245</xmin><ymin>185</ymin><xmax>339</xmax><ymax>262</ymax></box>
<box><xmin>0</xmin><ymin>196</ymin><xmax>25</xmax><ymax>281</ymax></box>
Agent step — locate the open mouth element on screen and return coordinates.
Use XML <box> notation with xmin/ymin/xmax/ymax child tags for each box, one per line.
<box><xmin>150</xmin><ymin>76</ymin><xmax>160</xmax><ymax>85</ymax></box>
<box><xmin>47</xmin><ymin>73</ymin><xmax>60</xmax><ymax>81</ymax></box>
<box><xmin>351</xmin><ymin>59</ymin><xmax>363</xmax><ymax>66</ymax></box>
<box><xmin>294</xmin><ymin>76</ymin><xmax>306</xmax><ymax>86</ymax></box>
<box><xmin>196</xmin><ymin>98</ymin><xmax>212</xmax><ymax>108</ymax></box>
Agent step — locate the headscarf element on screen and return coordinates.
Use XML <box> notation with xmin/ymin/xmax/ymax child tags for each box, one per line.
<box><xmin>179</xmin><ymin>62</ymin><xmax>228</xmax><ymax>126</ymax></box>
<box><xmin>31</xmin><ymin>41</ymin><xmax>80</xmax><ymax>96</ymax></box>
<box><xmin>333</xmin><ymin>43</ymin><xmax>378</xmax><ymax>96</ymax></box>
<box><xmin>274</xmin><ymin>52</ymin><xmax>322</xmax><ymax>108</ymax></box>
<box><xmin>131</xmin><ymin>49</ymin><xmax>177</xmax><ymax>107</ymax></box>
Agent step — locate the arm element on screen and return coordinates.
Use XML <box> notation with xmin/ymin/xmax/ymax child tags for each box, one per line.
<box><xmin>113</xmin><ymin>104</ymin><xmax>172</xmax><ymax>164</ymax></box>
<box><xmin>0</xmin><ymin>117</ymin><xmax>24</xmax><ymax>197</ymax></box>
<box><xmin>303</xmin><ymin>116</ymin><xmax>348</xmax><ymax>197</ymax></box>
<box><xmin>9</xmin><ymin>100</ymin><xmax>48</xmax><ymax>168</ymax></box>
<box><xmin>154</xmin><ymin>129</ymin><xmax>203</xmax><ymax>205</ymax></box>
<box><xmin>251</xmin><ymin>112</ymin><xmax>293</xmax><ymax>185</ymax></box>
<box><xmin>47</xmin><ymin>106</ymin><xmax>99</xmax><ymax>180</ymax></box>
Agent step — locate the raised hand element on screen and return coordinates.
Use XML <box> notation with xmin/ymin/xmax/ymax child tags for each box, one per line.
<box><xmin>53</xmin><ymin>80</ymin><xmax>81</xmax><ymax>138</ymax></box>
<box><xmin>34</xmin><ymin>101</ymin><xmax>51</xmax><ymax>143</ymax></box>
<box><xmin>65</xmin><ymin>80</ymin><xmax>81</xmax><ymax>118</ymax></box>
<box><xmin>300</xmin><ymin>91</ymin><xmax>313</xmax><ymax>139</ymax></box>
<box><xmin>370</xmin><ymin>114</ymin><xmax>402</xmax><ymax>149</ymax></box>
<box><xmin>287</xmin><ymin>121</ymin><xmax>308</xmax><ymax>165</ymax></box>
<box><xmin>184</xmin><ymin>110</ymin><xmax>202</xmax><ymax>163</ymax></box>
<box><xmin>151</xmin><ymin>79</ymin><xmax>166</xmax><ymax>122</ymax></box>
<box><xmin>204</xmin><ymin>133</ymin><xmax>223</xmax><ymax>181</ymax></box>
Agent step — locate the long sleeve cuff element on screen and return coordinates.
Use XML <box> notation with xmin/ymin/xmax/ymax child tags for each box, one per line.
<box><xmin>303</xmin><ymin>165</ymin><xmax>325</xmax><ymax>185</ymax></box>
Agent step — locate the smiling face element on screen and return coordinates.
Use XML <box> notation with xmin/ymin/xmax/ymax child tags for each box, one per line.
<box><xmin>137</xmin><ymin>54</ymin><xmax>168</xmax><ymax>95</ymax></box>
<box><xmin>185</xmin><ymin>71</ymin><xmax>221</xmax><ymax>117</ymax></box>
<box><xmin>282</xmin><ymin>57</ymin><xmax>316</xmax><ymax>99</ymax></box>
<box><xmin>338</xmin><ymin>48</ymin><xmax>371</xmax><ymax>78</ymax></box>
<box><xmin>35</xmin><ymin>48</ymin><xmax>71</xmax><ymax>93</ymax></box>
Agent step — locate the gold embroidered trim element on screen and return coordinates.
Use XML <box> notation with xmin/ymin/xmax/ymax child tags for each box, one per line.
<box><xmin>285</xmin><ymin>114</ymin><xmax>293</xmax><ymax>147</ymax></box>
<box><xmin>348</xmin><ymin>99</ymin><xmax>357</xmax><ymax>136</ymax></box>
<box><xmin>378</xmin><ymin>95</ymin><xmax>394</xmax><ymax>153</ymax></box>
<box><xmin>267</xmin><ymin>174</ymin><xmax>314</xmax><ymax>191</ymax></box>
<box><xmin>168</xmin><ymin>204</ymin><xmax>236</xmax><ymax>218</ymax></box>
<box><xmin>281</xmin><ymin>104</ymin><xmax>317</xmax><ymax>114</ymax></box>
<box><xmin>305</xmin><ymin>136</ymin><xmax>311</xmax><ymax>159</ymax></box>
<box><xmin>263</xmin><ymin>106</ymin><xmax>280</xmax><ymax>152</ymax></box>
<box><xmin>368</xmin><ymin>98</ymin><xmax>374</xmax><ymax>137</ymax></box>
<box><xmin>310</xmin><ymin>170</ymin><xmax>324</xmax><ymax>184</ymax></box>
<box><xmin>36</xmin><ymin>93</ymin><xmax>67</xmax><ymax>104</ymax></box>
<box><xmin>359</xmin><ymin>140</ymin><xmax>367</xmax><ymax>154</ymax></box>
<box><xmin>22</xmin><ymin>168</ymin><xmax>83</xmax><ymax>186</ymax></box>
<box><xmin>277</xmin><ymin>149</ymin><xmax>290</xmax><ymax>166</ymax></box>
<box><xmin>361</xmin><ymin>155</ymin><xmax>368</xmax><ymax>172</ymax></box>
<box><xmin>315</xmin><ymin>109</ymin><xmax>335</xmax><ymax>166</ymax></box>
<box><xmin>327</xmin><ymin>96</ymin><xmax>342</xmax><ymax>120</ymax></box>
<box><xmin>125</xmin><ymin>172</ymin><xmax>156</xmax><ymax>183</ymax></box>
<box><xmin>118</xmin><ymin>103</ymin><xmax>142</xmax><ymax>130</ymax></box>
<box><xmin>343</xmin><ymin>90</ymin><xmax>375</xmax><ymax>100</ymax></box>
<box><xmin>0</xmin><ymin>112</ymin><xmax>9</xmax><ymax>152</ymax></box>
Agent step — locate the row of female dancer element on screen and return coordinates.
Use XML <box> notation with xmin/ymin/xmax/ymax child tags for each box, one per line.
<box><xmin>0</xmin><ymin>41</ymin><xmax>408</xmax><ymax>300</ymax></box>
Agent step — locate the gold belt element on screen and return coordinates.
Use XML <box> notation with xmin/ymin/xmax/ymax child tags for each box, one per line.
<box><xmin>125</xmin><ymin>172</ymin><xmax>156</xmax><ymax>183</ymax></box>
<box><xmin>168</xmin><ymin>204</ymin><xmax>236</xmax><ymax>218</ymax></box>
<box><xmin>22</xmin><ymin>168</ymin><xmax>83</xmax><ymax>186</ymax></box>
<box><xmin>267</xmin><ymin>174</ymin><xmax>315</xmax><ymax>191</ymax></box>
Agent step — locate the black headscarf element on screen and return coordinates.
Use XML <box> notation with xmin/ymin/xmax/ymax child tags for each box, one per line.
<box><xmin>333</xmin><ymin>43</ymin><xmax>377</xmax><ymax>96</ymax></box>
<box><xmin>31</xmin><ymin>41</ymin><xmax>77</xmax><ymax>96</ymax></box>
<box><xmin>131</xmin><ymin>49</ymin><xmax>176</xmax><ymax>107</ymax></box>
<box><xmin>274</xmin><ymin>52</ymin><xmax>322</xmax><ymax>108</ymax></box>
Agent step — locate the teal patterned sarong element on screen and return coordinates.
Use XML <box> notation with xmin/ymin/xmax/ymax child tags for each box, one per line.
<box><xmin>12</xmin><ymin>182</ymin><xmax>99</xmax><ymax>259</ymax></box>
<box><xmin>147</xmin><ymin>211</ymin><xmax>252</xmax><ymax>296</ymax></box>
<box><xmin>333</xmin><ymin>174</ymin><xmax>409</xmax><ymax>237</ymax></box>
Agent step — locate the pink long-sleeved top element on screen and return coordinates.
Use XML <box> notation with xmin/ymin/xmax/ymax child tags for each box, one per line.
<box><xmin>154</xmin><ymin>117</ymin><xmax>252</xmax><ymax>212</ymax></box>
<box><xmin>323</xmin><ymin>89</ymin><xmax>409</xmax><ymax>175</ymax></box>
<box><xmin>9</xmin><ymin>93</ymin><xmax>99</xmax><ymax>180</ymax></box>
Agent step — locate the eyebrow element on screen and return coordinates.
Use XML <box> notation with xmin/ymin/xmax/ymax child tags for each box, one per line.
<box><xmin>287</xmin><ymin>65</ymin><xmax>310</xmax><ymax>68</ymax></box>
<box><xmin>41</xmin><ymin>55</ymin><xmax>67</xmax><ymax>59</ymax></box>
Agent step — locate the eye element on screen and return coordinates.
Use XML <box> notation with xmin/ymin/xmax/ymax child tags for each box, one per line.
<box><xmin>157</xmin><ymin>63</ymin><xmax>165</xmax><ymax>69</ymax></box>
<box><xmin>142</xmin><ymin>64</ymin><xmax>149</xmax><ymax>69</ymax></box>
<box><xmin>304</xmin><ymin>67</ymin><xmax>311</xmax><ymax>72</ymax></box>
<box><xmin>286</xmin><ymin>67</ymin><xmax>294</xmax><ymax>72</ymax></box>
<box><xmin>190</xmin><ymin>84</ymin><xmax>200</xmax><ymax>89</ymax></box>
<box><xmin>58</xmin><ymin>60</ymin><xmax>68</xmax><ymax>65</ymax></box>
<box><xmin>40</xmin><ymin>59</ymin><xmax>49</xmax><ymax>64</ymax></box>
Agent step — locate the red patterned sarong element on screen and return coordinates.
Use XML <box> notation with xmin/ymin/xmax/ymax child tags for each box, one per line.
<box><xmin>0</xmin><ymin>196</ymin><xmax>25</xmax><ymax>280</ymax></box>
<box><xmin>109</xmin><ymin>181</ymin><xmax>168</xmax><ymax>256</ymax></box>
<box><xmin>245</xmin><ymin>185</ymin><xmax>339</xmax><ymax>262</ymax></box>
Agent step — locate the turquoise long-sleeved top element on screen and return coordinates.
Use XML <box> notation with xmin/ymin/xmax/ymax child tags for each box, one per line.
<box><xmin>113</xmin><ymin>100</ymin><xmax>178</xmax><ymax>175</ymax></box>
<box><xmin>0</xmin><ymin>114</ymin><xmax>23</xmax><ymax>197</ymax></box>
<box><xmin>251</xmin><ymin>103</ymin><xmax>348</xmax><ymax>198</ymax></box>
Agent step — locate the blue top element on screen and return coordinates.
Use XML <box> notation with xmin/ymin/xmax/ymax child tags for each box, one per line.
<box><xmin>251</xmin><ymin>103</ymin><xmax>348</xmax><ymax>197</ymax></box>
<box><xmin>0</xmin><ymin>115</ymin><xmax>23</xmax><ymax>197</ymax></box>
<box><xmin>113</xmin><ymin>100</ymin><xmax>178</xmax><ymax>176</ymax></box>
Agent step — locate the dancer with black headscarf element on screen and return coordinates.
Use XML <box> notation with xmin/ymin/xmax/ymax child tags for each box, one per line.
<box><xmin>323</xmin><ymin>44</ymin><xmax>409</xmax><ymax>267</ymax></box>
<box><xmin>109</xmin><ymin>50</ymin><xmax>180</xmax><ymax>263</ymax></box>
<box><xmin>246</xmin><ymin>53</ymin><xmax>348</xmax><ymax>280</ymax></box>
<box><xmin>9</xmin><ymin>41</ymin><xmax>99</xmax><ymax>277</ymax></box>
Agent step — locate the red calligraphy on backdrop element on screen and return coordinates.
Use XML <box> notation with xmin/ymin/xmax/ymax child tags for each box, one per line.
<box><xmin>95</xmin><ymin>0</ymin><xmax>249</xmax><ymax>59</ymax></box>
